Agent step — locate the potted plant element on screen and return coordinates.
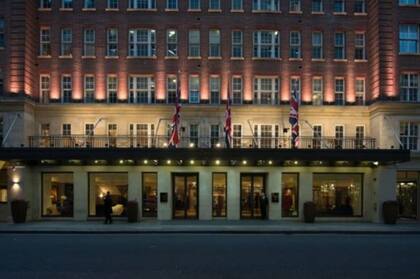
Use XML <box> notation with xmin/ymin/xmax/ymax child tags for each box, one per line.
<box><xmin>382</xmin><ymin>200</ymin><xmax>399</xmax><ymax>225</ymax></box>
<box><xmin>11</xmin><ymin>199</ymin><xmax>28</xmax><ymax>224</ymax></box>
<box><xmin>303</xmin><ymin>201</ymin><xmax>316</xmax><ymax>223</ymax></box>
<box><xmin>127</xmin><ymin>200</ymin><xmax>139</xmax><ymax>223</ymax></box>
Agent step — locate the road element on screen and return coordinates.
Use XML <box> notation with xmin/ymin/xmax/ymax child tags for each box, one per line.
<box><xmin>0</xmin><ymin>234</ymin><xmax>419</xmax><ymax>279</ymax></box>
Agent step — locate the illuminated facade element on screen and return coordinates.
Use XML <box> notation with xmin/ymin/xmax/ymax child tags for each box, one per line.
<box><xmin>0</xmin><ymin>0</ymin><xmax>419</xmax><ymax>222</ymax></box>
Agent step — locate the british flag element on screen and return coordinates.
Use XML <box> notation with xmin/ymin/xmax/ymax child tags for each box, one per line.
<box><xmin>224</xmin><ymin>87</ymin><xmax>232</xmax><ymax>148</ymax></box>
<box><xmin>289</xmin><ymin>87</ymin><xmax>299</xmax><ymax>148</ymax></box>
<box><xmin>168</xmin><ymin>81</ymin><xmax>181</xmax><ymax>148</ymax></box>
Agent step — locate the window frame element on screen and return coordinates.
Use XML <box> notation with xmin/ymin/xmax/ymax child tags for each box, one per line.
<box><xmin>253</xmin><ymin>30</ymin><xmax>280</xmax><ymax>59</ymax></box>
<box><xmin>128</xmin><ymin>75</ymin><xmax>156</xmax><ymax>104</ymax></box>
<box><xmin>40</xmin><ymin>27</ymin><xmax>51</xmax><ymax>57</ymax></box>
<box><xmin>128</xmin><ymin>29</ymin><xmax>156</xmax><ymax>57</ymax></box>
<box><xmin>253</xmin><ymin>76</ymin><xmax>279</xmax><ymax>105</ymax></box>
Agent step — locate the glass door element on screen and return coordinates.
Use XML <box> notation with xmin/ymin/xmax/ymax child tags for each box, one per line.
<box><xmin>173</xmin><ymin>173</ymin><xmax>198</xmax><ymax>219</ymax></box>
<box><xmin>240</xmin><ymin>174</ymin><xmax>266</xmax><ymax>219</ymax></box>
<box><xmin>397</xmin><ymin>181</ymin><xmax>417</xmax><ymax>219</ymax></box>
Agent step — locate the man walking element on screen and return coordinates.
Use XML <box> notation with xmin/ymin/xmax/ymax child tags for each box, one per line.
<box><xmin>104</xmin><ymin>191</ymin><xmax>113</xmax><ymax>224</ymax></box>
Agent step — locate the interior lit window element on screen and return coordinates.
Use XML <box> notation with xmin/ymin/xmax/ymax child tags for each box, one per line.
<box><xmin>42</xmin><ymin>173</ymin><xmax>74</xmax><ymax>217</ymax></box>
<box><xmin>0</xmin><ymin>170</ymin><xmax>7</xmax><ymax>203</ymax></box>
<box><xmin>212</xmin><ymin>173</ymin><xmax>227</xmax><ymax>217</ymax></box>
<box><xmin>142</xmin><ymin>173</ymin><xmax>157</xmax><ymax>217</ymax></box>
<box><xmin>282</xmin><ymin>173</ymin><xmax>299</xmax><ymax>217</ymax></box>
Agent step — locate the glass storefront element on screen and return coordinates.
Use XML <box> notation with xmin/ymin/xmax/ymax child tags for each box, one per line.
<box><xmin>397</xmin><ymin>171</ymin><xmax>418</xmax><ymax>219</ymax></box>
<box><xmin>212</xmin><ymin>173</ymin><xmax>227</xmax><ymax>217</ymax></box>
<box><xmin>313</xmin><ymin>173</ymin><xmax>363</xmax><ymax>217</ymax></box>
<box><xmin>240</xmin><ymin>174</ymin><xmax>266</xmax><ymax>219</ymax></box>
<box><xmin>142</xmin><ymin>172</ymin><xmax>157</xmax><ymax>218</ymax></box>
<box><xmin>0</xmin><ymin>170</ymin><xmax>7</xmax><ymax>203</ymax></box>
<box><xmin>42</xmin><ymin>173</ymin><xmax>74</xmax><ymax>217</ymax></box>
<box><xmin>88</xmin><ymin>172</ymin><xmax>128</xmax><ymax>217</ymax></box>
<box><xmin>282</xmin><ymin>173</ymin><xmax>299</xmax><ymax>217</ymax></box>
<box><xmin>173</xmin><ymin>173</ymin><xmax>198</xmax><ymax>219</ymax></box>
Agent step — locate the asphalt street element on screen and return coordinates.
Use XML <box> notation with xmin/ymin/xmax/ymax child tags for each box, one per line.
<box><xmin>0</xmin><ymin>233</ymin><xmax>419</xmax><ymax>279</ymax></box>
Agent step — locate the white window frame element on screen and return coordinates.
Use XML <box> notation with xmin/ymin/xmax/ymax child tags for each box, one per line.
<box><xmin>107</xmin><ymin>28</ymin><xmax>118</xmax><ymax>57</ymax></box>
<box><xmin>61</xmin><ymin>0</ymin><xmax>73</xmax><ymax>9</ymax></box>
<box><xmin>253</xmin><ymin>30</ymin><xmax>280</xmax><ymax>59</ymax></box>
<box><xmin>400</xmin><ymin>121</ymin><xmax>419</xmax><ymax>151</ymax></box>
<box><xmin>107</xmin><ymin>75</ymin><xmax>118</xmax><ymax>103</ymax></box>
<box><xmin>312</xmin><ymin>77</ymin><xmax>323</xmax><ymax>105</ymax></box>
<box><xmin>254</xmin><ymin>124</ymin><xmax>279</xmax><ymax>148</ymax></box>
<box><xmin>188</xmin><ymin>30</ymin><xmax>200</xmax><ymax>57</ymax></box>
<box><xmin>400</xmin><ymin>72</ymin><xmax>419</xmax><ymax>102</ymax></box>
<box><xmin>83</xmin><ymin>29</ymin><xmax>96</xmax><ymax>57</ymax></box>
<box><xmin>355</xmin><ymin>78</ymin><xmax>365</xmax><ymax>105</ymax></box>
<box><xmin>128</xmin><ymin>75</ymin><xmax>155</xmax><ymax>104</ymax></box>
<box><xmin>289</xmin><ymin>0</ymin><xmax>301</xmax><ymax>12</ymax></box>
<box><xmin>188</xmin><ymin>0</ymin><xmax>201</xmax><ymax>10</ymax></box>
<box><xmin>128</xmin><ymin>29</ymin><xmax>156</xmax><ymax>57</ymax></box>
<box><xmin>252</xmin><ymin>0</ymin><xmax>280</xmax><ymax>12</ymax></box>
<box><xmin>253</xmin><ymin>77</ymin><xmax>279</xmax><ymax>105</ymax></box>
<box><xmin>129</xmin><ymin>123</ymin><xmax>154</xmax><ymax>147</ymax></box>
<box><xmin>334</xmin><ymin>77</ymin><xmax>345</xmax><ymax>105</ymax></box>
<box><xmin>167</xmin><ymin>75</ymin><xmax>178</xmax><ymax>104</ymax></box>
<box><xmin>333</xmin><ymin>0</ymin><xmax>345</xmax><ymax>13</ymax></box>
<box><xmin>232</xmin><ymin>76</ymin><xmax>243</xmax><ymax>104</ymax></box>
<box><xmin>209</xmin><ymin>29</ymin><xmax>221</xmax><ymax>58</ymax></box>
<box><xmin>354</xmin><ymin>0</ymin><xmax>366</xmax><ymax>14</ymax></box>
<box><xmin>129</xmin><ymin>0</ymin><xmax>156</xmax><ymax>9</ymax></box>
<box><xmin>312</xmin><ymin>0</ymin><xmax>323</xmax><ymax>13</ymax></box>
<box><xmin>231</xmin><ymin>0</ymin><xmax>243</xmax><ymax>11</ymax></box>
<box><xmin>166</xmin><ymin>0</ymin><xmax>178</xmax><ymax>10</ymax></box>
<box><xmin>355</xmin><ymin>32</ymin><xmax>366</xmax><ymax>60</ymax></box>
<box><xmin>40</xmin><ymin>27</ymin><xmax>51</xmax><ymax>56</ymax></box>
<box><xmin>84</xmin><ymin>75</ymin><xmax>95</xmax><ymax>103</ymax></box>
<box><xmin>60</xmin><ymin>28</ymin><xmax>72</xmax><ymax>57</ymax></box>
<box><xmin>233</xmin><ymin>124</ymin><xmax>242</xmax><ymax>148</ymax></box>
<box><xmin>39</xmin><ymin>0</ymin><xmax>52</xmax><ymax>9</ymax></box>
<box><xmin>209</xmin><ymin>76</ymin><xmax>220</xmax><ymax>104</ymax></box>
<box><xmin>312</xmin><ymin>31</ymin><xmax>323</xmax><ymax>59</ymax></box>
<box><xmin>290</xmin><ymin>76</ymin><xmax>301</xmax><ymax>104</ymax></box>
<box><xmin>84</xmin><ymin>0</ymin><xmax>95</xmax><ymax>9</ymax></box>
<box><xmin>189</xmin><ymin>75</ymin><xmax>200</xmax><ymax>104</ymax></box>
<box><xmin>289</xmin><ymin>31</ymin><xmax>302</xmax><ymax>59</ymax></box>
<box><xmin>209</xmin><ymin>0</ymin><xmax>221</xmax><ymax>10</ymax></box>
<box><xmin>334</xmin><ymin>32</ymin><xmax>346</xmax><ymax>60</ymax></box>
<box><xmin>61</xmin><ymin>75</ymin><xmax>72</xmax><ymax>103</ymax></box>
<box><xmin>62</xmin><ymin>123</ymin><xmax>72</xmax><ymax>136</ymax></box>
<box><xmin>40</xmin><ymin>74</ymin><xmax>51</xmax><ymax>104</ymax></box>
<box><xmin>166</xmin><ymin>29</ymin><xmax>178</xmax><ymax>57</ymax></box>
<box><xmin>231</xmin><ymin>30</ymin><xmax>243</xmax><ymax>58</ymax></box>
<box><xmin>399</xmin><ymin>24</ymin><xmax>419</xmax><ymax>54</ymax></box>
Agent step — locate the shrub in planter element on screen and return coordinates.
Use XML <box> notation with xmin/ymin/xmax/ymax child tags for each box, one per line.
<box><xmin>127</xmin><ymin>200</ymin><xmax>139</xmax><ymax>223</ymax></box>
<box><xmin>303</xmin><ymin>201</ymin><xmax>316</xmax><ymax>223</ymax></box>
<box><xmin>11</xmin><ymin>200</ymin><xmax>28</xmax><ymax>224</ymax></box>
<box><xmin>382</xmin><ymin>201</ymin><xmax>399</xmax><ymax>225</ymax></box>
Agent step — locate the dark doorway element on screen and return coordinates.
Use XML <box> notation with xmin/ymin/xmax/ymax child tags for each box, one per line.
<box><xmin>173</xmin><ymin>173</ymin><xmax>199</xmax><ymax>219</ymax></box>
<box><xmin>240</xmin><ymin>174</ymin><xmax>266</xmax><ymax>219</ymax></box>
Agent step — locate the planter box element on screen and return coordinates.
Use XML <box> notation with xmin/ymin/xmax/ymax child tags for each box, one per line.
<box><xmin>11</xmin><ymin>200</ymin><xmax>28</xmax><ymax>224</ymax></box>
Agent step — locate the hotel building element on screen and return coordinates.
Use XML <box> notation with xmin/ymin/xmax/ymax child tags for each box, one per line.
<box><xmin>0</xmin><ymin>0</ymin><xmax>418</xmax><ymax>222</ymax></box>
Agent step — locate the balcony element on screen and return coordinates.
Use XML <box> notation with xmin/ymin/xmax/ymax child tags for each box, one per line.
<box><xmin>28</xmin><ymin>135</ymin><xmax>376</xmax><ymax>150</ymax></box>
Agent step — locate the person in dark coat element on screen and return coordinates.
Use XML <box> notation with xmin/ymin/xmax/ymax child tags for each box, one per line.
<box><xmin>260</xmin><ymin>192</ymin><xmax>269</xmax><ymax>220</ymax></box>
<box><xmin>104</xmin><ymin>191</ymin><xmax>113</xmax><ymax>224</ymax></box>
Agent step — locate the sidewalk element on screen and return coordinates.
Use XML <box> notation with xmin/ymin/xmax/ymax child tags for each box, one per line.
<box><xmin>1</xmin><ymin>220</ymin><xmax>420</xmax><ymax>234</ymax></box>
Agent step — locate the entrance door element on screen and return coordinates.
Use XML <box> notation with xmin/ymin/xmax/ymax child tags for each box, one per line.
<box><xmin>173</xmin><ymin>173</ymin><xmax>198</xmax><ymax>219</ymax></box>
<box><xmin>397</xmin><ymin>181</ymin><xmax>418</xmax><ymax>219</ymax></box>
<box><xmin>240</xmin><ymin>174</ymin><xmax>266</xmax><ymax>219</ymax></box>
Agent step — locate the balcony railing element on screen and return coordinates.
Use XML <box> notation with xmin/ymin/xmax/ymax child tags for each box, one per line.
<box><xmin>28</xmin><ymin>135</ymin><xmax>376</xmax><ymax>150</ymax></box>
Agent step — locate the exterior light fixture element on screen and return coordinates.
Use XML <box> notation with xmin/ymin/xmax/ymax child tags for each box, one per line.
<box><xmin>163</xmin><ymin>142</ymin><xmax>168</xmax><ymax>147</ymax></box>
<box><xmin>189</xmin><ymin>142</ymin><xmax>195</xmax><ymax>148</ymax></box>
<box><xmin>268</xmin><ymin>160</ymin><xmax>273</xmax><ymax>165</ymax></box>
<box><xmin>242</xmin><ymin>160</ymin><xmax>247</xmax><ymax>165</ymax></box>
<box><xmin>294</xmin><ymin>161</ymin><xmax>298</xmax><ymax>165</ymax></box>
<box><xmin>373</xmin><ymin>161</ymin><xmax>379</xmax><ymax>166</ymax></box>
<box><xmin>143</xmin><ymin>160</ymin><xmax>148</xmax><ymax>164</ymax></box>
<box><xmin>216</xmin><ymin>143</ymin><xmax>221</xmax><ymax>148</ymax></box>
<box><xmin>94</xmin><ymin>160</ymin><xmax>99</xmax><ymax>164</ymax></box>
<box><xmin>215</xmin><ymin>160</ymin><xmax>220</xmax><ymax>165</ymax></box>
<box><xmin>167</xmin><ymin>160</ymin><xmax>171</xmax><ymax>165</ymax></box>
<box><xmin>190</xmin><ymin>160</ymin><xmax>195</xmax><ymax>165</ymax></box>
<box><xmin>119</xmin><ymin>160</ymin><xmax>124</xmax><ymax>164</ymax></box>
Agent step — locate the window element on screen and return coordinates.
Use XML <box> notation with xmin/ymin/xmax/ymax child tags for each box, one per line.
<box><xmin>166</xmin><ymin>30</ymin><xmax>178</xmax><ymax>57</ymax></box>
<box><xmin>355</xmin><ymin>78</ymin><xmax>365</xmax><ymax>105</ymax></box>
<box><xmin>40</xmin><ymin>27</ymin><xmax>51</xmax><ymax>56</ymax></box>
<box><xmin>85</xmin><ymin>123</ymin><xmax>94</xmax><ymax>136</ymax></box>
<box><xmin>188</xmin><ymin>30</ymin><xmax>200</xmax><ymax>57</ymax></box>
<box><xmin>400</xmin><ymin>73</ymin><xmax>419</xmax><ymax>102</ymax></box>
<box><xmin>107</xmin><ymin>0</ymin><xmax>119</xmax><ymax>9</ymax></box>
<box><xmin>40</xmin><ymin>0</ymin><xmax>52</xmax><ymax>9</ymax></box>
<box><xmin>312</xmin><ymin>77</ymin><xmax>323</xmax><ymax>105</ymax></box>
<box><xmin>232</xmin><ymin>0</ymin><xmax>243</xmax><ymax>10</ymax></box>
<box><xmin>333</xmin><ymin>0</ymin><xmax>345</xmax><ymax>13</ymax></box>
<box><xmin>233</xmin><ymin>124</ymin><xmax>242</xmax><ymax>148</ymax></box>
<box><xmin>290</xmin><ymin>77</ymin><xmax>301</xmax><ymax>103</ymax></box>
<box><xmin>190</xmin><ymin>124</ymin><xmax>199</xmax><ymax>146</ymax></box>
<box><xmin>142</xmin><ymin>173</ymin><xmax>157</xmax><ymax>218</ymax></box>
<box><xmin>62</xmin><ymin>0</ymin><xmax>73</xmax><ymax>9</ymax></box>
<box><xmin>209</xmin><ymin>0</ymin><xmax>221</xmax><ymax>10</ymax></box>
<box><xmin>84</xmin><ymin>75</ymin><xmax>95</xmax><ymax>103</ymax></box>
<box><xmin>282</xmin><ymin>173</ymin><xmax>299</xmax><ymax>217</ymax></box>
<box><xmin>289</xmin><ymin>31</ymin><xmax>301</xmax><ymax>59</ymax></box>
<box><xmin>40</xmin><ymin>75</ymin><xmax>50</xmax><ymax>104</ymax></box>
<box><xmin>61</xmin><ymin>75</ymin><xmax>72</xmax><ymax>103</ymax></box>
<box><xmin>335</xmin><ymin>78</ymin><xmax>345</xmax><ymax>105</ymax></box>
<box><xmin>167</xmin><ymin>76</ymin><xmax>177</xmax><ymax>103</ymax></box>
<box><xmin>232</xmin><ymin>76</ymin><xmax>243</xmax><ymax>104</ymax></box>
<box><xmin>166</xmin><ymin>0</ymin><xmax>178</xmax><ymax>9</ymax></box>
<box><xmin>254</xmin><ymin>77</ymin><xmax>279</xmax><ymax>105</ymax></box>
<box><xmin>354</xmin><ymin>0</ymin><xmax>366</xmax><ymax>13</ymax></box>
<box><xmin>212</xmin><ymin>173</ymin><xmax>227</xmax><ymax>217</ymax></box>
<box><xmin>60</xmin><ymin>28</ymin><xmax>72</xmax><ymax>56</ymax></box>
<box><xmin>128</xmin><ymin>29</ymin><xmax>156</xmax><ymax>57</ymax></box>
<box><xmin>89</xmin><ymin>173</ymin><xmax>128</xmax><ymax>217</ymax></box>
<box><xmin>252</xmin><ymin>0</ymin><xmax>280</xmax><ymax>12</ymax></box>
<box><xmin>313</xmin><ymin>125</ymin><xmax>322</xmax><ymax>149</ymax></box>
<box><xmin>0</xmin><ymin>116</ymin><xmax>3</xmax><ymax>147</ymax></box>
<box><xmin>312</xmin><ymin>0</ymin><xmax>323</xmax><ymax>12</ymax></box>
<box><xmin>62</xmin><ymin>123</ymin><xmax>71</xmax><ymax>136</ymax></box>
<box><xmin>107</xmin><ymin>76</ymin><xmax>118</xmax><ymax>103</ymax></box>
<box><xmin>289</xmin><ymin>0</ymin><xmax>301</xmax><ymax>12</ymax></box>
<box><xmin>400</xmin><ymin>122</ymin><xmax>418</xmax><ymax>150</ymax></box>
<box><xmin>0</xmin><ymin>18</ymin><xmax>4</xmax><ymax>48</ymax></box>
<box><xmin>231</xmin><ymin>31</ymin><xmax>243</xmax><ymax>58</ymax></box>
<box><xmin>189</xmin><ymin>76</ymin><xmax>200</xmax><ymax>103</ymax></box>
<box><xmin>42</xmin><ymin>173</ymin><xmax>74</xmax><ymax>217</ymax></box>
<box><xmin>210</xmin><ymin>76</ymin><xmax>220</xmax><ymax>104</ymax></box>
<box><xmin>400</xmin><ymin>0</ymin><xmax>420</xmax><ymax>5</ymax></box>
<box><xmin>130</xmin><ymin>124</ymin><xmax>154</xmax><ymax>148</ymax></box>
<box><xmin>254</xmin><ymin>124</ymin><xmax>279</xmax><ymax>148</ymax></box>
<box><xmin>83</xmin><ymin>29</ymin><xmax>95</xmax><ymax>57</ymax></box>
<box><xmin>313</xmin><ymin>173</ymin><xmax>363</xmax><ymax>217</ymax></box>
<box><xmin>355</xmin><ymin>32</ymin><xmax>366</xmax><ymax>60</ymax></box>
<box><xmin>129</xmin><ymin>0</ymin><xmax>156</xmax><ymax>9</ymax></box>
<box><xmin>400</xmin><ymin>25</ymin><xmax>419</xmax><ymax>54</ymax></box>
<box><xmin>0</xmin><ymin>170</ymin><xmax>6</xmax><ymax>203</ymax></box>
<box><xmin>335</xmin><ymin>125</ymin><xmax>344</xmax><ymax>148</ymax></box>
<box><xmin>253</xmin><ymin>31</ymin><xmax>280</xmax><ymax>58</ymax></box>
<box><xmin>189</xmin><ymin>0</ymin><xmax>201</xmax><ymax>10</ymax></box>
<box><xmin>107</xmin><ymin>28</ymin><xmax>118</xmax><ymax>57</ymax></box>
<box><xmin>128</xmin><ymin>76</ymin><xmax>155</xmax><ymax>104</ymax></box>
<box><xmin>312</xmin><ymin>31</ymin><xmax>323</xmax><ymax>59</ymax></box>
<box><xmin>334</xmin><ymin>32</ymin><xmax>346</xmax><ymax>59</ymax></box>
<box><xmin>355</xmin><ymin>125</ymin><xmax>364</xmax><ymax>149</ymax></box>
<box><xmin>210</xmin><ymin>124</ymin><xmax>220</xmax><ymax>147</ymax></box>
<box><xmin>108</xmin><ymin>124</ymin><xmax>117</xmax><ymax>147</ymax></box>
<box><xmin>209</xmin><ymin>30</ymin><xmax>221</xmax><ymax>57</ymax></box>
<box><xmin>84</xmin><ymin>0</ymin><xmax>95</xmax><ymax>9</ymax></box>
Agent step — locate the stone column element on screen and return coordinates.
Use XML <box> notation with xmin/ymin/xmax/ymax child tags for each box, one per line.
<box><xmin>371</xmin><ymin>166</ymin><xmax>397</xmax><ymax>223</ymax></box>
<box><xmin>157</xmin><ymin>169</ymin><xmax>171</xmax><ymax>220</ymax></box>
<box><xmin>299</xmin><ymin>170</ymin><xmax>313</xmax><ymax>222</ymax></box>
<box><xmin>267</xmin><ymin>168</ymin><xmax>281</xmax><ymax>220</ymax></box>
<box><xmin>227</xmin><ymin>169</ymin><xmax>240</xmax><ymax>220</ymax></box>
<box><xmin>73</xmin><ymin>169</ymin><xmax>87</xmax><ymax>221</ymax></box>
<box><xmin>128</xmin><ymin>170</ymin><xmax>141</xmax><ymax>220</ymax></box>
<box><xmin>199</xmin><ymin>170</ymin><xmax>212</xmax><ymax>220</ymax></box>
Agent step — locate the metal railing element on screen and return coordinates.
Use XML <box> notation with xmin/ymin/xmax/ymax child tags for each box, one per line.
<box><xmin>28</xmin><ymin>135</ymin><xmax>376</xmax><ymax>149</ymax></box>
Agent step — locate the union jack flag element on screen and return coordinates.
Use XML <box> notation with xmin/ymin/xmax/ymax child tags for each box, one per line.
<box><xmin>168</xmin><ymin>81</ymin><xmax>181</xmax><ymax>148</ymax></box>
<box><xmin>289</xmin><ymin>87</ymin><xmax>299</xmax><ymax>148</ymax></box>
<box><xmin>224</xmin><ymin>87</ymin><xmax>232</xmax><ymax>148</ymax></box>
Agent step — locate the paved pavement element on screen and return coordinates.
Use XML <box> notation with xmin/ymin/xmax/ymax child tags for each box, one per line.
<box><xmin>1</xmin><ymin>233</ymin><xmax>420</xmax><ymax>279</ymax></box>
<box><xmin>0</xmin><ymin>220</ymin><xmax>420</xmax><ymax>234</ymax></box>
